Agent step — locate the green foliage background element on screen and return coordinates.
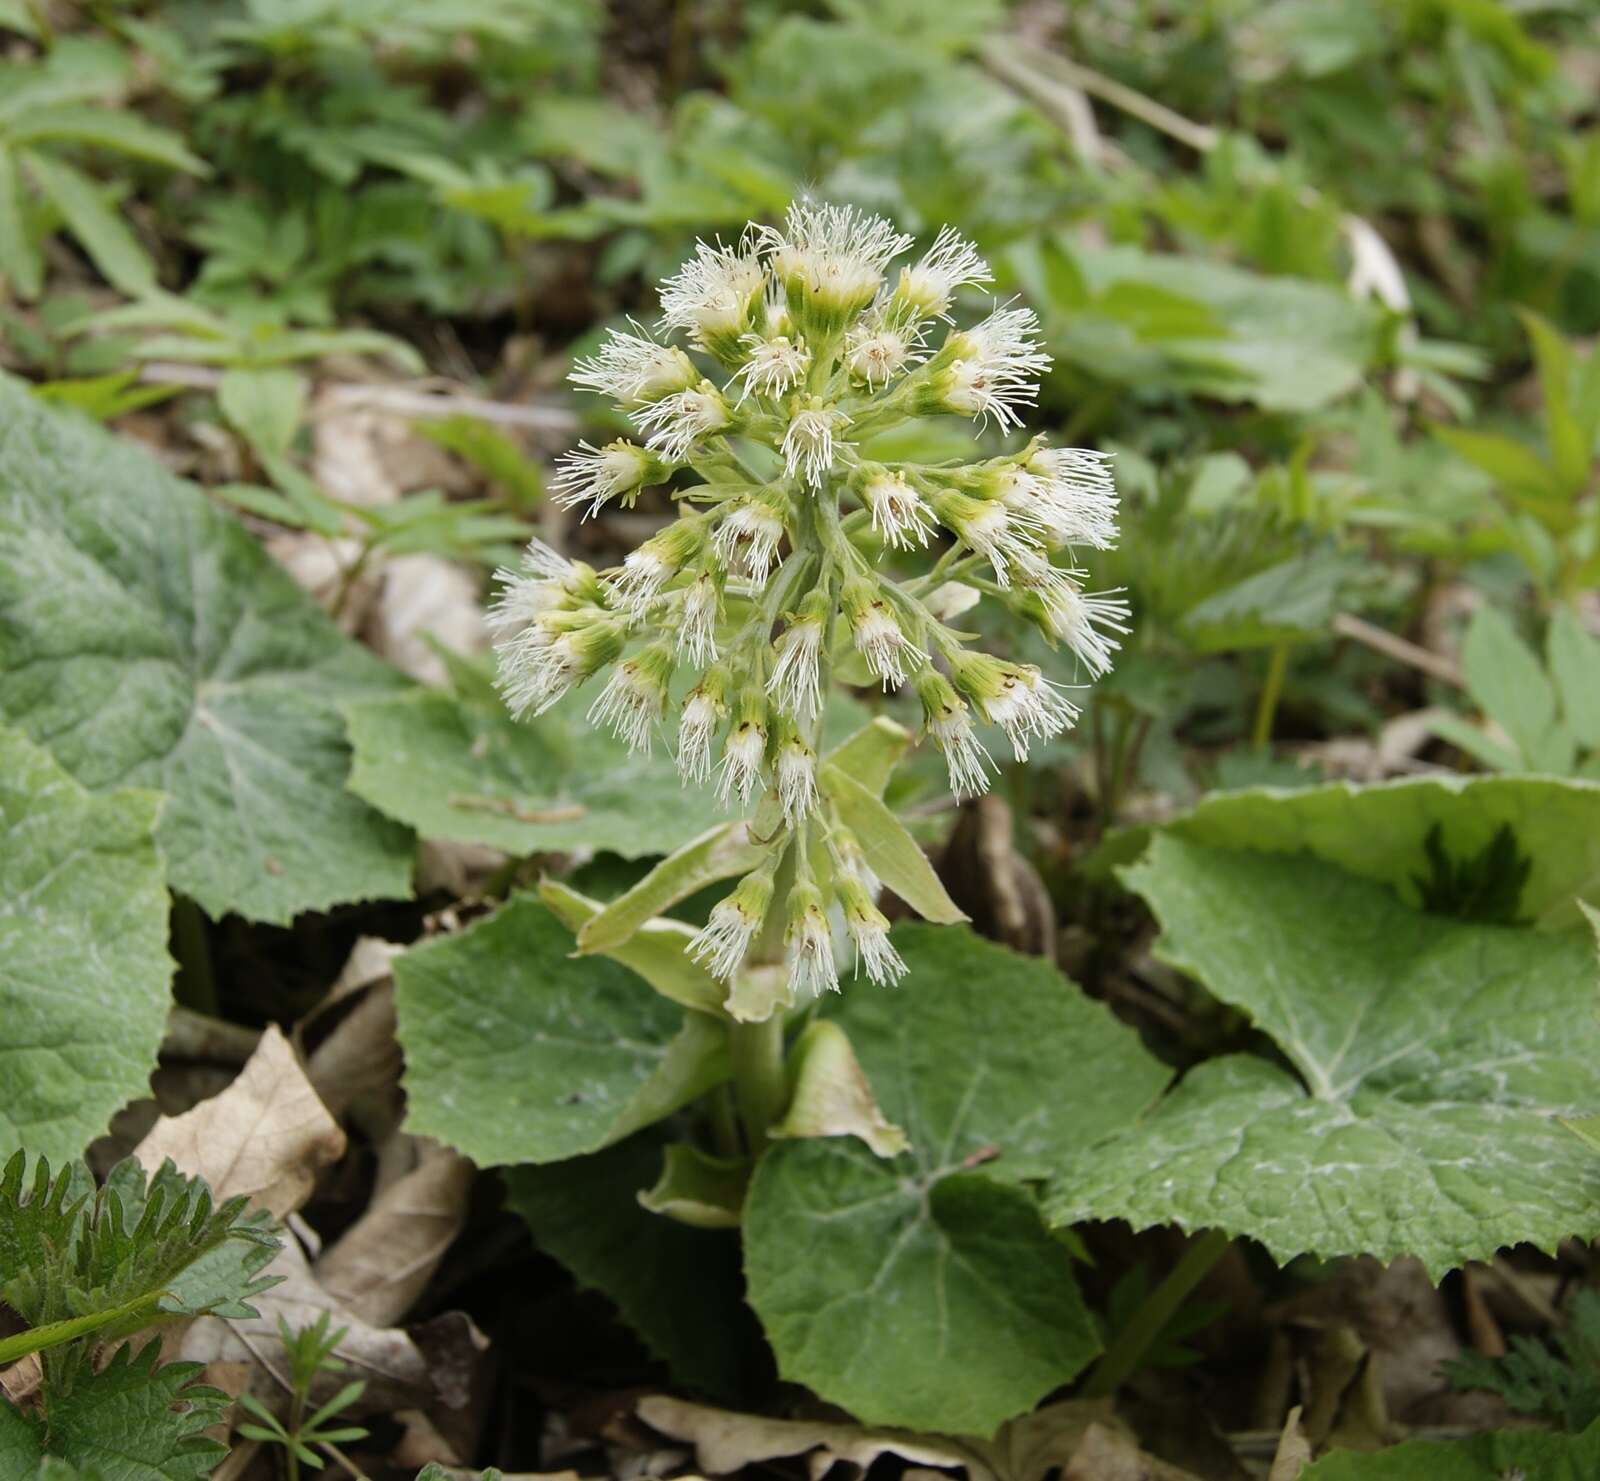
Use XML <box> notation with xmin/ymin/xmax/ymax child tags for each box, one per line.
<box><xmin>3</xmin><ymin>0</ymin><xmax>1600</xmax><ymax>1475</ymax></box>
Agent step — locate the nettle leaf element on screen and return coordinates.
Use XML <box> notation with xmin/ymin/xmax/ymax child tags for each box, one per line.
<box><xmin>0</xmin><ymin>1152</ymin><xmax>280</xmax><ymax>1363</ymax></box>
<box><xmin>0</xmin><ymin>727</ymin><xmax>171</xmax><ymax>1162</ymax></box>
<box><xmin>1108</xmin><ymin>774</ymin><xmax>1600</xmax><ymax>929</ymax></box>
<box><xmin>743</xmin><ymin>925</ymin><xmax>1168</xmax><ymax>1437</ymax></box>
<box><xmin>1047</xmin><ymin>837</ymin><xmax>1600</xmax><ymax>1278</ymax></box>
<box><xmin>393</xmin><ymin>896</ymin><xmax>728</xmax><ymax>1166</ymax></box>
<box><xmin>0</xmin><ymin>1344</ymin><xmax>227</xmax><ymax>1480</ymax></box>
<box><xmin>1301</xmin><ymin>1419</ymin><xmax>1600</xmax><ymax>1478</ymax></box>
<box><xmin>344</xmin><ymin>686</ymin><xmax>712</xmax><ymax>860</ymax></box>
<box><xmin>502</xmin><ymin>1130</ymin><xmax>758</xmax><ymax>1401</ymax></box>
<box><xmin>0</xmin><ymin>375</ymin><xmax>413</xmax><ymax>924</ymax></box>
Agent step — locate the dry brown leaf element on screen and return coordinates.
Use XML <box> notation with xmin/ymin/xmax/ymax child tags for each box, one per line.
<box><xmin>134</xmin><ymin>1023</ymin><xmax>345</xmax><ymax>1219</ymax></box>
<box><xmin>417</xmin><ymin>838</ymin><xmax>510</xmax><ymax>897</ymax></box>
<box><xmin>1267</xmin><ymin>1406</ymin><xmax>1312</xmax><ymax>1481</ymax></box>
<box><xmin>369</xmin><ymin>552</ymin><xmax>487</xmax><ymax>684</ymax></box>
<box><xmin>1063</xmin><ymin>1423</ymin><xmax>1202</xmax><ymax>1481</ymax></box>
<box><xmin>265</xmin><ymin>532</ymin><xmax>378</xmax><ymax>635</ymax></box>
<box><xmin>638</xmin><ymin>1395</ymin><xmax>1126</xmax><ymax>1481</ymax></box>
<box><xmin>317</xmin><ymin>935</ymin><xmax>406</xmax><ymax>1018</ymax></box>
<box><xmin>310</xmin><ymin>403</ymin><xmax>401</xmax><ymax>508</ymax></box>
<box><xmin>638</xmin><ymin>1396</ymin><xmax>969</xmax><ymax>1479</ymax></box>
<box><xmin>307</xmin><ymin>980</ymin><xmax>402</xmax><ymax>1123</ymax></box>
<box><xmin>314</xmin><ymin>1139</ymin><xmax>474</xmax><ymax>1327</ymax></box>
<box><xmin>0</xmin><ymin>1352</ymin><xmax>42</xmax><ymax>1404</ymax></box>
<box><xmin>178</xmin><ymin>1236</ymin><xmax>443</xmax><ymax>1414</ymax></box>
<box><xmin>935</xmin><ymin>797</ymin><xmax>1055</xmax><ymax>960</ymax></box>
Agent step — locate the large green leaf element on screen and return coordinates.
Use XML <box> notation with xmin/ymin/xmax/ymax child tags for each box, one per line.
<box><xmin>0</xmin><ymin>376</ymin><xmax>413</xmax><ymax>924</ymax></box>
<box><xmin>344</xmin><ymin>686</ymin><xmax>713</xmax><ymax>860</ymax></box>
<box><xmin>502</xmin><ymin>1130</ymin><xmax>757</xmax><ymax>1400</ymax></box>
<box><xmin>393</xmin><ymin>896</ymin><xmax>728</xmax><ymax>1166</ymax></box>
<box><xmin>1302</xmin><ymin>1419</ymin><xmax>1600</xmax><ymax>1478</ymax></box>
<box><xmin>1103</xmin><ymin>774</ymin><xmax>1600</xmax><ymax>929</ymax></box>
<box><xmin>743</xmin><ymin>925</ymin><xmax>1168</xmax><ymax>1437</ymax></box>
<box><xmin>1026</xmin><ymin>243</ymin><xmax>1382</xmax><ymax>412</ymax></box>
<box><xmin>1047</xmin><ymin>837</ymin><xmax>1600</xmax><ymax>1278</ymax></box>
<box><xmin>0</xmin><ymin>728</ymin><xmax>171</xmax><ymax>1162</ymax></box>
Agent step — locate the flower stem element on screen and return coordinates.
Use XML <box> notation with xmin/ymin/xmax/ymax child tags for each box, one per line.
<box><xmin>1081</xmin><ymin>1227</ymin><xmax>1231</xmax><ymax>1398</ymax></box>
<box><xmin>728</xmin><ymin>1014</ymin><xmax>787</xmax><ymax>1155</ymax></box>
<box><xmin>1252</xmin><ymin>640</ymin><xmax>1290</xmax><ymax>753</ymax></box>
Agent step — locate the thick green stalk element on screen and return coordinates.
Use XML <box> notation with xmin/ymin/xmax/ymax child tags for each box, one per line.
<box><xmin>1081</xmin><ymin>1227</ymin><xmax>1231</xmax><ymax>1398</ymax></box>
<box><xmin>728</xmin><ymin>1014</ymin><xmax>787</xmax><ymax>1154</ymax></box>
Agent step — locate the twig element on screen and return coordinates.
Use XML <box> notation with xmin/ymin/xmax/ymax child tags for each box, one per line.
<box><xmin>980</xmin><ymin>38</ymin><xmax>1421</xmax><ymax>394</ymax></box>
<box><xmin>446</xmin><ymin>793</ymin><xmax>587</xmax><ymax>824</ymax></box>
<box><xmin>1332</xmin><ymin>612</ymin><xmax>1463</xmax><ymax>687</ymax></box>
<box><xmin>319</xmin><ymin>380</ymin><xmax>578</xmax><ymax>435</ymax></box>
<box><xmin>164</xmin><ymin>1007</ymin><xmax>262</xmax><ymax>1065</ymax></box>
<box><xmin>980</xmin><ymin>39</ymin><xmax>1219</xmax><ymax>153</ymax></box>
<box><xmin>138</xmin><ymin>363</ymin><xmax>577</xmax><ymax>435</ymax></box>
<box><xmin>978</xmin><ymin>42</ymin><xmax>1110</xmax><ymax>169</ymax></box>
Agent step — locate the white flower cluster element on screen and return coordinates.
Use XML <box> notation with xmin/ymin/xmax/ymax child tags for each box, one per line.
<box><xmin>491</xmin><ymin>200</ymin><xmax>1128</xmax><ymax>998</ymax></box>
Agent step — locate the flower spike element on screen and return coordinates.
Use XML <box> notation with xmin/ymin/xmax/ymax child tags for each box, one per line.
<box><xmin>490</xmin><ymin>197</ymin><xmax>1127</xmax><ymax>1000</ymax></box>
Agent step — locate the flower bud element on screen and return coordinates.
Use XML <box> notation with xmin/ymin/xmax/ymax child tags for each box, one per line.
<box><xmin>762</xmin><ymin>200</ymin><xmax>913</xmax><ymax>344</ymax></box>
<box><xmin>735</xmin><ymin>333</ymin><xmax>811</xmax><ymax>402</ymax></box>
<box><xmin>716</xmin><ymin>686</ymin><xmax>770</xmax><ymax>806</ymax></box>
<box><xmin>658</xmin><ymin>235</ymin><xmax>767</xmax><ymax>365</ymax></box>
<box><xmin>927</xmin><ymin>487</ymin><xmax>1038</xmax><ymax>582</ymax></box>
<box><xmin>914</xmin><ymin>669</ymin><xmax>992</xmax><ymax>799</ymax></box>
<box><xmin>487</xmin><ymin>539</ymin><xmax>607</xmax><ymax>638</ymax></box>
<box><xmin>587</xmin><ymin>639</ymin><xmax>674</xmax><ymax>754</ymax></box>
<box><xmin>781</xmin><ymin>399</ymin><xmax>850</xmax><ymax>488</ymax></box>
<box><xmin>845</xmin><ymin>316</ymin><xmax>922</xmax><ymax>388</ymax></box>
<box><xmin>1013</xmin><ymin>581</ymin><xmax>1131</xmax><ymax>678</ymax></box>
<box><xmin>690</xmin><ymin>861</ymin><xmax>778</xmax><ymax>980</ymax></box>
<box><xmin>677</xmin><ymin>665</ymin><xmax>731</xmax><ymax>784</ymax></box>
<box><xmin>887</xmin><ymin>225</ymin><xmax>992</xmax><ymax>324</ymax></box>
<box><xmin>612</xmin><ymin>514</ymin><xmax>709</xmax><ymax>612</ymax></box>
<box><xmin>774</xmin><ymin>719</ymin><xmax>818</xmax><ymax>825</ymax></box>
<box><xmin>678</xmin><ymin>567</ymin><xmax>723</xmax><ymax>666</ymax></box>
<box><xmin>841</xmin><ymin>573</ymin><xmax>913</xmax><ymax>689</ymax></box>
<box><xmin>552</xmin><ymin>440</ymin><xmax>674</xmax><ymax>518</ymax></box>
<box><xmin>837</xmin><ymin>870</ymin><xmax>906</xmax><ymax>985</ymax></box>
<box><xmin>496</xmin><ymin>608</ymin><xmax>626</xmax><ymax>720</ymax></box>
<box><xmin>633</xmin><ymin>380</ymin><xmax>734</xmax><ymax>461</ymax></box>
<box><xmin>909</xmin><ymin>304</ymin><xmax>1049</xmax><ymax>430</ymax></box>
<box><xmin>950</xmin><ymin>651</ymin><xmax>1078</xmax><ymax>761</ymax></box>
<box><xmin>768</xmin><ymin>586</ymin><xmax>831</xmax><ymax>722</ymax></box>
<box><xmin>785</xmin><ymin>879</ymin><xmax>838</xmax><ymax>996</ymax></box>
<box><xmin>572</xmin><ymin>323</ymin><xmax>699</xmax><ymax>403</ymax></box>
<box><xmin>712</xmin><ymin>490</ymin><xmax>789</xmax><ymax>586</ymax></box>
<box><xmin>856</xmin><ymin>466</ymin><xmax>935</xmax><ymax>550</ymax></box>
